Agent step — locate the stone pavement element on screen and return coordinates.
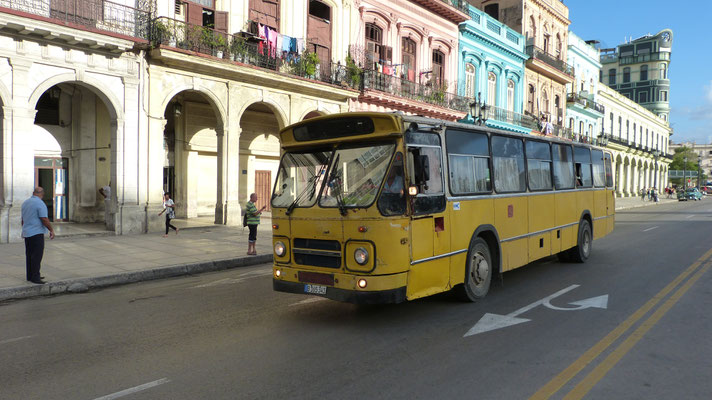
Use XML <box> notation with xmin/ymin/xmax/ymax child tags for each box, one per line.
<box><xmin>0</xmin><ymin>221</ymin><xmax>273</xmax><ymax>302</ymax></box>
<box><xmin>615</xmin><ymin>194</ymin><xmax>680</xmax><ymax>210</ymax></box>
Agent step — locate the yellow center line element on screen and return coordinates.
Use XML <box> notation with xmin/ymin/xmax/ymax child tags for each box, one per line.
<box><xmin>529</xmin><ymin>247</ymin><xmax>712</xmax><ymax>400</ymax></box>
<box><xmin>564</xmin><ymin>259</ymin><xmax>712</xmax><ymax>399</ymax></box>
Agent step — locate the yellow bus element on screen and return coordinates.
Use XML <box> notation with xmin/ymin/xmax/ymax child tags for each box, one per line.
<box><xmin>271</xmin><ymin>112</ymin><xmax>615</xmax><ymax>304</ymax></box>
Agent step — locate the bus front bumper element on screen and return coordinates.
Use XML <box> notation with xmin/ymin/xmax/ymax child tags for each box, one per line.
<box><xmin>272</xmin><ymin>266</ymin><xmax>407</xmax><ymax>304</ymax></box>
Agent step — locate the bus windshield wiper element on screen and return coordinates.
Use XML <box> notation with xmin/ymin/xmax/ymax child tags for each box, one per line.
<box><xmin>326</xmin><ymin>154</ymin><xmax>348</xmax><ymax>216</ymax></box>
<box><xmin>286</xmin><ymin>162</ymin><xmax>328</xmax><ymax>216</ymax></box>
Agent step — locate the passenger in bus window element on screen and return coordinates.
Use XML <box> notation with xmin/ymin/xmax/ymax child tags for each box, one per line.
<box><xmin>378</xmin><ymin>153</ymin><xmax>406</xmax><ymax>216</ymax></box>
<box><xmin>384</xmin><ymin>167</ymin><xmax>404</xmax><ymax>196</ymax></box>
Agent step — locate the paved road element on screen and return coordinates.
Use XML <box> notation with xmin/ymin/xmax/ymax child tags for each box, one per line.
<box><xmin>1</xmin><ymin>200</ymin><xmax>711</xmax><ymax>400</ymax></box>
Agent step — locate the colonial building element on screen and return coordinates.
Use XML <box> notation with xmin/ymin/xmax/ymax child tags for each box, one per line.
<box><xmin>669</xmin><ymin>142</ymin><xmax>712</xmax><ymax>184</ymax></box>
<box><xmin>469</xmin><ymin>0</ymin><xmax>574</xmax><ymax>135</ymax></box>
<box><xmin>0</xmin><ymin>0</ymin><xmax>362</xmax><ymax>242</ymax></box>
<box><xmin>565</xmin><ymin>32</ymin><xmax>604</xmax><ymax>143</ymax></box>
<box><xmin>599</xmin><ymin>29</ymin><xmax>672</xmax><ymax>122</ymax></box>
<box><xmin>458</xmin><ymin>4</ymin><xmax>533</xmax><ymax>133</ymax></box>
<box><xmin>349</xmin><ymin>0</ymin><xmax>471</xmax><ymax>120</ymax></box>
<box><xmin>597</xmin><ymin>84</ymin><xmax>672</xmax><ymax>197</ymax></box>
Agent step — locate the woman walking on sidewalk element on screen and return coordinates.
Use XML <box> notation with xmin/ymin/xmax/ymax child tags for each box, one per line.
<box><xmin>159</xmin><ymin>192</ymin><xmax>179</xmax><ymax>237</ymax></box>
<box><xmin>245</xmin><ymin>193</ymin><xmax>266</xmax><ymax>255</ymax></box>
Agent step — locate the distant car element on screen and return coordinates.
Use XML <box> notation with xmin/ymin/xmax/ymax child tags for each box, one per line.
<box><xmin>678</xmin><ymin>187</ymin><xmax>703</xmax><ymax>201</ymax></box>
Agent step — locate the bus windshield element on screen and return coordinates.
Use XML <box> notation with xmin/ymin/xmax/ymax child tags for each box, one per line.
<box><xmin>271</xmin><ymin>144</ymin><xmax>395</xmax><ymax>210</ymax></box>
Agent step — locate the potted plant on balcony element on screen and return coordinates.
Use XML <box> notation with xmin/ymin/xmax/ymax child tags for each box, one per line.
<box><xmin>297</xmin><ymin>49</ymin><xmax>320</xmax><ymax>78</ymax></box>
<box><xmin>230</xmin><ymin>36</ymin><xmax>247</xmax><ymax>62</ymax></box>
<box><xmin>199</xmin><ymin>27</ymin><xmax>216</xmax><ymax>56</ymax></box>
<box><xmin>151</xmin><ymin>20</ymin><xmax>171</xmax><ymax>47</ymax></box>
<box><xmin>345</xmin><ymin>54</ymin><xmax>362</xmax><ymax>89</ymax></box>
<box><xmin>214</xmin><ymin>34</ymin><xmax>227</xmax><ymax>58</ymax></box>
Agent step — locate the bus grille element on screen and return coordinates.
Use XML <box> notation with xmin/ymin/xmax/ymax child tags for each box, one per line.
<box><xmin>293</xmin><ymin>239</ymin><xmax>341</xmax><ymax>268</ymax></box>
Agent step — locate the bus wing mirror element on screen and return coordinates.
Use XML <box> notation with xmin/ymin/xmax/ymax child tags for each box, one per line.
<box><xmin>415</xmin><ymin>155</ymin><xmax>430</xmax><ymax>184</ymax></box>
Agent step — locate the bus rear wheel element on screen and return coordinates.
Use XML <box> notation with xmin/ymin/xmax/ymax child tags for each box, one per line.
<box><xmin>568</xmin><ymin>219</ymin><xmax>592</xmax><ymax>263</ymax></box>
<box><xmin>455</xmin><ymin>238</ymin><xmax>492</xmax><ymax>302</ymax></box>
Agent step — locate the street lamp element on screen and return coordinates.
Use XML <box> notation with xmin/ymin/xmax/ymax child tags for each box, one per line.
<box><xmin>653</xmin><ymin>150</ymin><xmax>659</xmax><ymax>190</ymax></box>
<box><xmin>683</xmin><ymin>156</ymin><xmax>687</xmax><ymax>190</ymax></box>
<box><xmin>698</xmin><ymin>155</ymin><xmax>702</xmax><ymax>190</ymax></box>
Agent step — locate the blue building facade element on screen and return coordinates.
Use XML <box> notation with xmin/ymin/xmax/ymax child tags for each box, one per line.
<box><xmin>566</xmin><ymin>32</ymin><xmax>605</xmax><ymax>143</ymax></box>
<box><xmin>458</xmin><ymin>6</ymin><xmax>531</xmax><ymax>133</ymax></box>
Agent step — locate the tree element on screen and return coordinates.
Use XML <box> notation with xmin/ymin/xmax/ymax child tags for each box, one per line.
<box><xmin>670</xmin><ymin>146</ymin><xmax>699</xmax><ymax>171</ymax></box>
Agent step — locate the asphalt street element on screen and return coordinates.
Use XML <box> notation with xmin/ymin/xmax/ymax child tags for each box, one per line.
<box><xmin>1</xmin><ymin>199</ymin><xmax>711</xmax><ymax>400</ymax></box>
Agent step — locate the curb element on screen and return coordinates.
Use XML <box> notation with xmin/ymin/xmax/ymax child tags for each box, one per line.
<box><xmin>0</xmin><ymin>254</ymin><xmax>272</xmax><ymax>302</ymax></box>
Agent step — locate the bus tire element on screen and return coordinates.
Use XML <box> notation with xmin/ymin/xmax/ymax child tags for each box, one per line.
<box><xmin>568</xmin><ymin>219</ymin><xmax>592</xmax><ymax>263</ymax></box>
<box><xmin>454</xmin><ymin>237</ymin><xmax>492</xmax><ymax>302</ymax></box>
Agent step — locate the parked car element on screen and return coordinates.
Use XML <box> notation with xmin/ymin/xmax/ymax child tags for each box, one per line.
<box><xmin>678</xmin><ymin>187</ymin><xmax>703</xmax><ymax>201</ymax></box>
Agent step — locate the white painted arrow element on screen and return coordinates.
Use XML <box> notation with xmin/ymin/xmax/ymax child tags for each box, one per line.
<box><xmin>464</xmin><ymin>285</ymin><xmax>579</xmax><ymax>337</ymax></box>
<box><xmin>544</xmin><ymin>294</ymin><xmax>609</xmax><ymax>311</ymax></box>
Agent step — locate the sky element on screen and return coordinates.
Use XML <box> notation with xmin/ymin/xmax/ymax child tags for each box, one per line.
<box><xmin>567</xmin><ymin>0</ymin><xmax>712</xmax><ymax>145</ymax></box>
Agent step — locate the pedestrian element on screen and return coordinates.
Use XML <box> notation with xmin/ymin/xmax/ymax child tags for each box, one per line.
<box><xmin>158</xmin><ymin>192</ymin><xmax>179</xmax><ymax>237</ymax></box>
<box><xmin>245</xmin><ymin>193</ymin><xmax>267</xmax><ymax>255</ymax></box>
<box><xmin>21</xmin><ymin>186</ymin><xmax>55</xmax><ymax>284</ymax></box>
<box><xmin>99</xmin><ymin>181</ymin><xmax>111</xmax><ymax>225</ymax></box>
<box><xmin>640</xmin><ymin>188</ymin><xmax>646</xmax><ymax>201</ymax></box>
<box><xmin>653</xmin><ymin>187</ymin><xmax>659</xmax><ymax>202</ymax></box>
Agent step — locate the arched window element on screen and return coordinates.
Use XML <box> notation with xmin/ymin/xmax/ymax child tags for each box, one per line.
<box><xmin>401</xmin><ymin>37</ymin><xmax>417</xmax><ymax>81</ymax></box>
<box><xmin>487</xmin><ymin>72</ymin><xmax>497</xmax><ymax>107</ymax></box>
<box><xmin>543</xmin><ymin>26</ymin><xmax>550</xmax><ymax>53</ymax></box>
<box><xmin>527</xmin><ymin>84</ymin><xmax>535</xmax><ymax>113</ymax></box>
<box><xmin>465</xmin><ymin>63</ymin><xmax>476</xmax><ymax>98</ymax></box>
<box><xmin>556</xmin><ymin>34</ymin><xmax>562</xmax><ymax>59</ymax></box>
<box><xmin>633</xmin><ymin>123</ymin><xmax>637</xmax><ymax>143</ymax></box>
<box><xmin>609</xmin><ymin>113</ymin><xmax>614</xmax><ymax>134</ymax></box>
<box><xmin>554</xmin><ymin>95</ymin><xmax>561</xmax><ymax>124</ymax></box>
<box><xmin>640</xmin><ymin>65</ymin><xmax>648</xmax><ymax>81</ymax></box>
<box><xmin>507</xmin><ymin>79</ymin><xmax>515</xmax><ymax>111</ymax></box>
<box><xmin>365</xmin><ymin>23</ymin><xmax>383</xmax><ymax>69</ymax></box>
<box><xmin>618</xmin><ymin>116</ymin><xmax>622</xmax><ymax>136</ymax></box>
<box><xmin>432</xmin><ymin>50</ymin><xmax>445</xmax><ymax>86</ymax></box>
<box><xmin>527</xmin><ymin>16</ymin><xmax>536</xmax><ymax>45</ymax></box>
<box><xmin>588</xmin><ymin>124</ymin><xmax>593</xmax><ymax>136</ymax></box>
<box><xmin>569</xmin><ymin>118</ymin><xmax>574</xmax><ymax>129</ymax></box>
<box><xmin>626</xmin><ymin>120</ymin><xmax>630</xmax><ymax>140</ymax></box>
<box><xmin>579</xmin><ymin>121</ymin><xmax>584</xmax><ymax>134</ymax></box>
<box><xmin>542</xmin><ymin>89</ymin><xmax>549</xmax><ymax>116</ymax></box>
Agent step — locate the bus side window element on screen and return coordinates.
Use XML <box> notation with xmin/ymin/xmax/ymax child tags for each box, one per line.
<box><xmin>553</xmin><ymin>144</ymin><xmax>574</xmax><ymax>190</ymax></box>
<box><xmin>591</xmin><ymin>149</ymin><xmax>606</xmax><ymax>187</ymax></box>
<box><xmin>604</xmin><ymin>152</ymin><xmax>614</xmax><ymax>188</ymax></box>
<box><xmin>408</xmin><ymin>146</ymin><xmax>446</xmax><ymax>215</ymax></box>
<box><xmin>573</xmin><ymin>146</ymin><xmax>593</xmax><ymax>188</ymax></box>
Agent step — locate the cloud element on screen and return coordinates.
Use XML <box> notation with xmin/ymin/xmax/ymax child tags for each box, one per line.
<box><xmin>706</xmin><ymin>80</ymin><xmax>712</xmax><ymax>103</ymax></box>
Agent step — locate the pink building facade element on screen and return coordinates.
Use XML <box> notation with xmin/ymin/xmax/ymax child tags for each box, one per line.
<box><xmin>349</xmin><ymin>0</ymin><xmax>470</xmax><ymax>120</ymax></box>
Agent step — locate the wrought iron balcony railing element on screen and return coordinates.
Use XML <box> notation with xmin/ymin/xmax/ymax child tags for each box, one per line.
<box><xmin>479</xmin><ymin>104</ymin><xmax>538</xmax><ymax>130</ymax></box>
<box><xmin>526</xmin><ymin>45</ymin><xmax>574</xmax><ymax>76</ymax></box>
<box><xmin>566</xmin><ymin>93</ymin><xmax>605</xmax><ymax>114</ymax></box>
<box><xmin>0</xmin><ymin>0</ymin><xmax>150</xmax><ymax>40</ymax></box>
<box><xmin>362</xmin><ymin>69</ymin><xmax>470</xmax><ymax>112</ymax></box>
<box><xmin>151</xmin><ymin>17</ymin><xmax>361</xmax><ymax>90</ymax></box>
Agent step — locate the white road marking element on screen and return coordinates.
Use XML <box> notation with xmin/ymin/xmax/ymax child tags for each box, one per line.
<box><xmin>0</xmin><ymin>335</ymin><xmax>36</xmax><ymax>345</ymax></box>
<box><xmin>289</xmin><ymin>297</ymin><xmax>328</xmax><ymax>306</ymax></box>
<box><xmin>643</xmin><ymin>226</ymin><xmax>659</xmax><ymax>232</ymax></box>
<box><xmin>93</xmin><ymin>378</ymin><xmax>170</xmax><ymax>400</ymax></box>
<box><xmin>686</xmin><ymin>215</ymin><xmax>695</xmax><ymax>219</ymax></box>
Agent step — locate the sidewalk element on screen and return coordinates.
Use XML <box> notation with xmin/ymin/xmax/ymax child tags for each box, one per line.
<box><xmin>0</xmin><ymin>221</ymin><xmax>274</xmax><ymax>302</ymax></box>
<box><xmin>615</xmin><ymin>195</ymin><xmax>679</xmax><ymax>210</ymax></box>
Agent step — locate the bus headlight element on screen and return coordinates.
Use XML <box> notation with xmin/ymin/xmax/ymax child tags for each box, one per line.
<box><xmin>274</xmin><ymin>241</ymin><xmax>286</xmax><ymax>257</ymax></box>
<box><xmin>354</xmin><ymin>247</ymin><xmax>369</xmax><ymax>265</ymax></box>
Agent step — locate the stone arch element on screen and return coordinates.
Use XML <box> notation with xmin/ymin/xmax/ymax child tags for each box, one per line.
<box><xmin>237</xmin><ymin>98</ymin><xmax>288</xmax><ymax>129</ymax></box>
<box><xmin>28</xmin><ymin>74</ymin><xmax>123</xmax><ymax>227</ymax></box>
<box><xmin>238</xmin><ymin>101</ymin><xmax>285</xmax><ymax>213</ymax></box>
<box><xmin>159</xmin><ymin>84</ymin><xmax>227</xmax><ymax>129</ymax></box>
<box><xmin>0</xmin><ymin>79</ymin><xmax>11</xmax><ymax>108</ymax></box>
<box><xmin>363</xmin><ymin>9</ymin><xmax>394</xmax><ymax>29</ymax></box>
<box><xmin>301</xmin><ymin>110</ymin><xmax>326</xmax><ymax>120</ymax></box>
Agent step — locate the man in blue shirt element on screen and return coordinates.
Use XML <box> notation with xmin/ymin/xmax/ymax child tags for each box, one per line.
<box><xmin>21</xmin><ymin>187</ymin><xmax>55</xmax><ymax>284</ymax></box>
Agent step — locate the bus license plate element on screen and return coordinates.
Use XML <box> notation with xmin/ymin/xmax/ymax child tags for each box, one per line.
<box><xmin>304</xmin><ymin>284</ymin><xmax>327</xmax><ymax>295</ymax></box>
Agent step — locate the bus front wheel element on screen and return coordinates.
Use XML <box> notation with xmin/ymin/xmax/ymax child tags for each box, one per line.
<box><xmin>568</xmin><ymin>219</ymin><xmax>592</xmax><ymax>263</ymax></box>
<box><xmin>455</xmin><ymin>238</ymin><xmax>492</xmax><ymax>302</ymax></box>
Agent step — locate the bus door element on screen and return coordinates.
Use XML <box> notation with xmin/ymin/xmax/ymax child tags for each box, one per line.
<box><xmin>405</xmin><ymin>132</ymin><xmax>450</xmax><ymax>299</ymax></box>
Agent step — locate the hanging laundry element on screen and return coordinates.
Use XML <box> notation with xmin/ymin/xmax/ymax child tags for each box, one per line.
<box><xmin>282</xmin><ymin>35</ymin><xmax>292</xmax><ymax>52</ymax></box>
<box><xmin>296</xmin><ymin>38</ymin><xmax>305</xmax><ymax>53</ymax></box>
<box><xmin>289</xmin><ymin>37</ymin><xmax>297</xmax><ymax>53</ymax></box>
<box><xmin>268</xmin><ymin>29</ymin><xmax>277</xmax><ymax>57</ymax></box>
<box><xmin>276</xmin><ymin>34</ymin><xmax>282</xmax><ymax>56</ymax></box>
<box><xmin>408</xmin><ymin>69</ymin><xmax>415</xmax><ymax>81</ymax></box>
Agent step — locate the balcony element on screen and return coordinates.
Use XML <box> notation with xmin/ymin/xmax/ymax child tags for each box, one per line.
<box><xmin>408</xmin><ymin>0</ymin><xmax>470</xmax><ymax>23</ymax></box>
<box><xmin>362</xmin><ymin>69</ymin><xmax>470</xmax><ymax>114</ymax></box>
<box><xmin>566</xmin><ymin>93</ymin><xmax>605</xmax><ymax>114</ymax></box>
<box><xmin>151</xmin><ymin>18</ymin><xmax>361</xmax><ymax>91</ymax></box>
<box><xmin>480</xmin><ymin>104</ymin><xmax>538</xmax><ymax>130</ymax></box>
<box><xmin>0</xmin><ymin>0</ymin><xmax>150</xmax><ymax>41</ymax></box>
<box><xmin>526</xmin><ymin>45</ymin><xmax>574</xmax><ymax>77</ymax></box>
